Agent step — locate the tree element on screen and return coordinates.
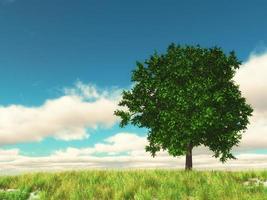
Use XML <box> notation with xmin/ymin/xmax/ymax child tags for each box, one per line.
<box><xmin>114</xmin><ymin>44</ymin><xmax>253</xmax><ymax>170</ymax></box>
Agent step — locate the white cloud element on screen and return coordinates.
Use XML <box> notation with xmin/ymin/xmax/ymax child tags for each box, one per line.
<box><xmin>237</xmin><ymin>115</ymin><xmax>267</xmax><ymax>150</ymax></box>
<box><xmin>0</xmin><ymin>82</ymin><xmax>122</xmax><ymax>145</ymax></box>
<box><xmin>0</xmin><ymin>133</ymin><xmax>266</xmax><ymax>174</ymax></box>
<box><xmin>233</xmin><ymin>52</ymin><xmax>267</xmax><ymax>150</ymax></box>
<box><xmin>64</xmin><ymin>81</ymin><xmax>123</xmax><ymax>102</ymax></box>
<box><xmin>54</xmin><ymin>132</ymin><xmax>147</xmax><ymax>157</ymax></box>
<box><xmin>234</xmin><ymin>52</ymin><xmax>267</xmax><ymax>111</ymax></box>
<box><xmin>0</xmin><ymin>148</ymin><xmax>267</xmax><ymax>175</ymax></box>
<box><xmin>64</xmin><ymin>81</ymin><xmax>100</xmax><ymax>100</ymax></box>
<box><xmin>96</xmin><ymin>132</ymin><xmax>147</xmax><ymax>154</ymax></box>
<box><xmin>51</xmin><ymin>129</ymin><xmax>267</xmax><ymax>159</ymax></box>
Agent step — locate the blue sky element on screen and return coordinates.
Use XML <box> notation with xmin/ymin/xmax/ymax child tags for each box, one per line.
<box><xmin>1</xmin><ymin>0</ymin><xmax>267</xmax><ymax>105</ymax></box>
<box><xmin>0</xmin><ymin>0</ymin><xmax>267</xmax><ymax>172</ymax></box>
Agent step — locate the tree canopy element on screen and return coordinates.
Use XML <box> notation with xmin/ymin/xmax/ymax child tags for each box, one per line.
<box><xmin>114</xmin><ymin>44</ymin><xmax>253</xmax><ymax>169</ymax></box>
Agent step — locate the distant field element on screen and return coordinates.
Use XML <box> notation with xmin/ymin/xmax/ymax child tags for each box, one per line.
<box><xmin>0</xmin><ymin>170</ymin><xmax>267</xmax><ymax>200</ymax></box>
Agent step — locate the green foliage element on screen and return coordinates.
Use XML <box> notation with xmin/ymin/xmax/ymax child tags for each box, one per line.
<box><xmin>114</xmin><ymin>44</ymin><xmax>253</xmax><ymax>163</ymax></box>
<box><xmin>0</xmin><ymin>189</ymin><xmax>30</xmax><ymax>200</ymax></box>
<box><xmin>0</xmin><ymin>170</ymin><xmax>266</xmax><ymax>200</ymax></box>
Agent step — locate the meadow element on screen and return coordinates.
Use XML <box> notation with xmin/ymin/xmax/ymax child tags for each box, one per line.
<box><xmin>0</xmin><ymin>169</ymin><xmax>266</xmax><ymax>200</ymax></box>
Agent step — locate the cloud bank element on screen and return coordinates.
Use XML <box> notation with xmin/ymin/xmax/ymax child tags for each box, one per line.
<box><xmin>233</xmin><ymin>51</ymin><xmax>267</xmax><ymax>150</ymax></box>
<box><xmin>0</xmin><ymin>82</ymin><xmax>121</xmax><ymax>145</ymax></box>
<box><xmin>0</xmin><ymin>132</ymin><xmax>266</xmax><ymax>174</ymax></box>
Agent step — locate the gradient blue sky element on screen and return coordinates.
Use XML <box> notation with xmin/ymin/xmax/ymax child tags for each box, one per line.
<box><xmin>0</xmin><ymin>0</ymin><xmax>267</xmax><ymax>172</ymax></box>
<box><xmin>1</xmin><ymin>0</ymin><xmax>267</xmax><ymax>105</ymax></box>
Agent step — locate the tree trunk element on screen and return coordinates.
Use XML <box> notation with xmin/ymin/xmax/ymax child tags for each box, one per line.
<box><xmin>185</xmin><ymin>143</ymin><xmax>193</xmax><ymax>170</ymax></box>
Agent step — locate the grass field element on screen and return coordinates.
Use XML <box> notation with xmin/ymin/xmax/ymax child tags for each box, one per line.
<box><xmin>0</xmin><ymin>170</ymin><xmax>266</xmax><ymax>200</ymax></box>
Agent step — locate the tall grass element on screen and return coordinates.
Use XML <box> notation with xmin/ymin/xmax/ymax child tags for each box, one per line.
<box><xmin>0</xmin><ymin>170</ymin><xmax>267</xmax><ymax>200</ymax></box>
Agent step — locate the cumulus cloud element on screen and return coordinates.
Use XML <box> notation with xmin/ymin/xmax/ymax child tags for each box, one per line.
<box><xmin>0</xmin><ymin>82</ymin><xmax>122</xmax><ymax>145</ymax></box>
<box><xmin>64</xmin><ymin>81</ymin><xmax>100</xmax><ymax>100</ymax></box>
<box><xmin>0</xmin><ymin>132</ymin><xmax>266</xmax><ymax>174</ymax></box>
<box><xmin>0</xmin><ymin>148</ymin><xmax>267</xmax><ymax>175</ymax></box>
<box><xmin>233</xmin><ymin>52</ymin><xmax>267</xmax><ymax>150</ymax></box>
<box><xmin>52</xmin><ymin>129</ymin><xmax>266</xmax><ymax>159</ymax></box>
<box><xmin>54</xmin><ymin>132</ymin><xmax>148</xmax><ymax>157</ymax></box>
<box><xmin>64</xmin><ymin>81</ymin><xmax>123</xmax><ymax>101</ymax></box>
<box><xmin>234</xmin><ymin>52</ymin><xmax>267</xmax><ymax>111</ymax></box>
<box><xmin>237</xmin><ymin>116</ymin><xmax>267</xmax><ymax>150</ymax></box>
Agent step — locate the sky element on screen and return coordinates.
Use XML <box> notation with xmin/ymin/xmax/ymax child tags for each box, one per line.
<box><xmin>0</xmin><ymin>0</ymin><xmax>267</xmax><ymax>173</ymax></box>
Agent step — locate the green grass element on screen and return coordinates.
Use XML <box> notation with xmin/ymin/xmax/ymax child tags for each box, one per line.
<box><xmin>0</xmin><ymin>189</ymin><xmax>30</xmax><ymax>200</ymax></box>
<box><xmin>0</xmin><ymin>170</ymin><xmax>267</xmax><ymax>200</ymax></box>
